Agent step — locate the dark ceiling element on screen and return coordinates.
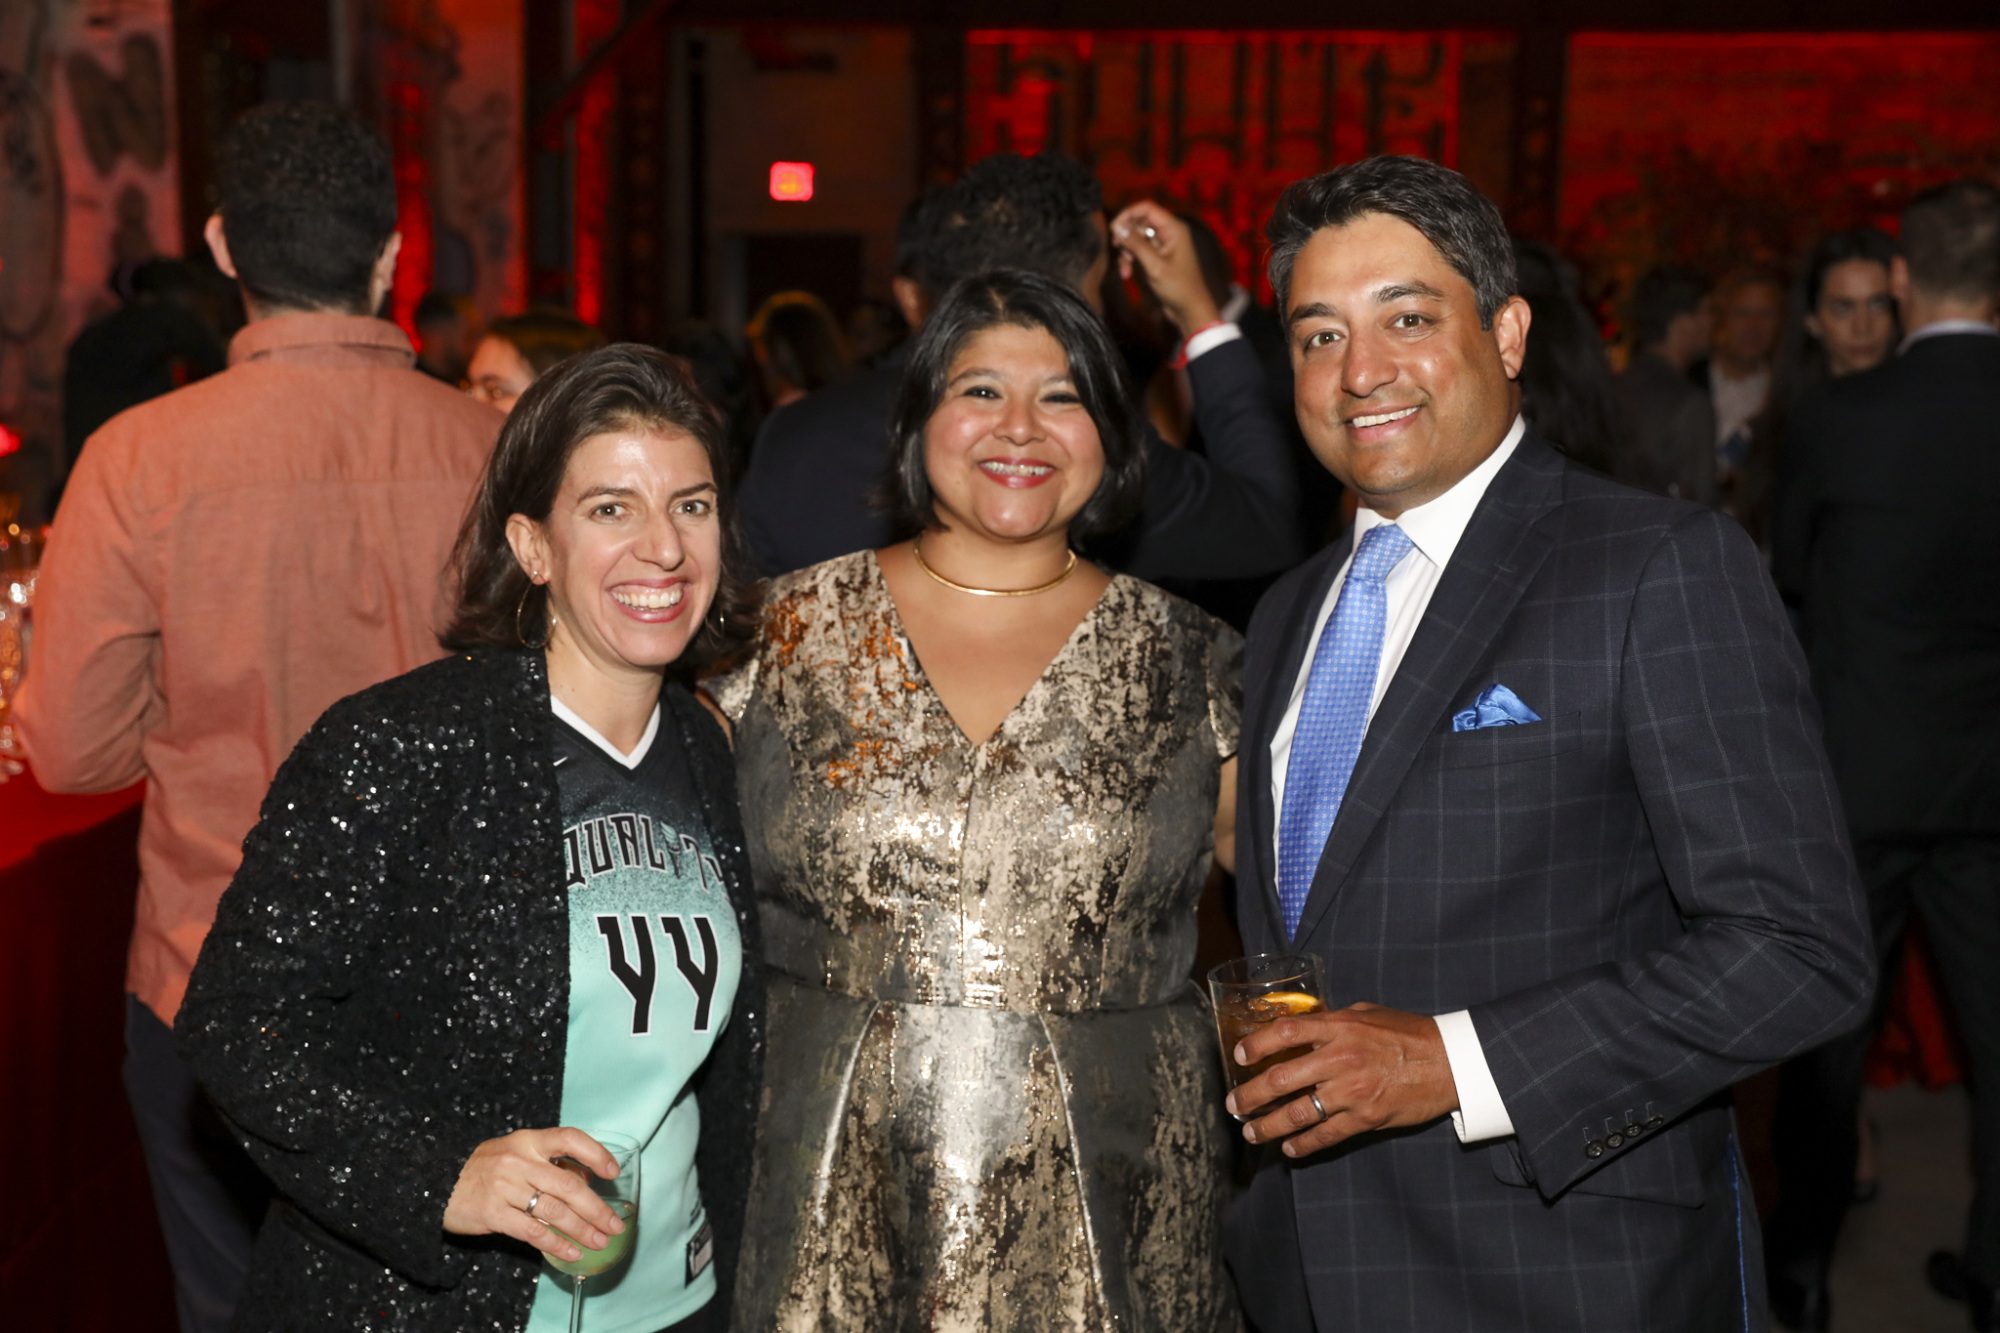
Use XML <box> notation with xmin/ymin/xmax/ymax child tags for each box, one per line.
<box><xmin>678</xmin><ymin>0</ymin><xmax>2000</xmax><ymax>30</ymax></box>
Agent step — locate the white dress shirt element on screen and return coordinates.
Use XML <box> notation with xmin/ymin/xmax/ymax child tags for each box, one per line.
<box><xmin>1269</xmin><ymin>415</ymin><xmax>1525</xmax><ymax>1144</ymax></box>
<box><xmin>1707</xmin><ymin>365</ymin><xmax>1769</xmax><ymax>455</ymax></box>
<box><xmin>1184</xmin><ymin>319</ymin><xmax>1244</xmax><ymax>361</ymax></box>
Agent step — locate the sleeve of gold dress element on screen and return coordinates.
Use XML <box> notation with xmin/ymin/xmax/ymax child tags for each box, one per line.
<box><xmin>1205</xmin><ymin>619</ymin><xmax>1245</xmax><ymax>761</ymax></box>
<box><xmin>703</xmin><ymin>655</ymin><xmax>760</xmax><ymax>726</ymax></box>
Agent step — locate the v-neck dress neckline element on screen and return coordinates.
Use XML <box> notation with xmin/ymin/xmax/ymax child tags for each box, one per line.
<box><xmin>864</xmin><ymin>548</ymin><xmax>1121</xmax><ymax>750</ymax></box>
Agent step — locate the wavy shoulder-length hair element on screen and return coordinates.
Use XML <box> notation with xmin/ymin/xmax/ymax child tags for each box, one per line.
<box><xmin>883</xmin><ymin>268</ymin><xmax>1144</xmax><ymax>543</ymax></box>
<box><xmin>441</xmin><ymin>343</ymin><xmax>757</xmax><ymax>676</ymax></box>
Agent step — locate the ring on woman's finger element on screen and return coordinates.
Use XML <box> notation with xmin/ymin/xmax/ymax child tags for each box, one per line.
<box><xmin>1140</xmin><ymin>223</ymin><xmax>1159</xmax><ymax>243</ymax></box>
<box><xmin>524</xmin><ymin>1190</ymin><xmax>544</xmax><ymax>1221</ymax></box>
<box><xmin>1309</xmin><ymin>1091</ymin><xmax>1330</xmax><ymax>1123</ymax></box>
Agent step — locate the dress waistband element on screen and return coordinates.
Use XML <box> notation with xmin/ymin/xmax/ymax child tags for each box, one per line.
<box><xmin>759</xmin><ymin>900</ymin><xmax>1198</xmax><ymax>1014</ymax></box>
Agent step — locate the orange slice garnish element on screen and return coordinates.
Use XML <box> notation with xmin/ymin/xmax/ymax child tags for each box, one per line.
<box><xmin>1258</xmin><ymin>991</ymin><xmax>1323</xmax><ymax>1014</ymax></box>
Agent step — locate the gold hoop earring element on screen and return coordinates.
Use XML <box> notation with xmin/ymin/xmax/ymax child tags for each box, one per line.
<box><xmin>515</xmin><ymin>582</ymin><xmax>547</xmax><ymax>649</ymax></box>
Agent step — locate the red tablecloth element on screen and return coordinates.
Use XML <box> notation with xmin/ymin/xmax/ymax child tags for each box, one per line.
<box><xmin>1</xmin><ymin>767</ymin><xmax>175</xmax><ymax>1330</ymax></box>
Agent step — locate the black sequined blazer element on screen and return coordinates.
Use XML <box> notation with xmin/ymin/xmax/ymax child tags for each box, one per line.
<box><xmin>179</xmin><ymin>648</ymin><xmax>764</xmax><ymax>1332</ymax></box>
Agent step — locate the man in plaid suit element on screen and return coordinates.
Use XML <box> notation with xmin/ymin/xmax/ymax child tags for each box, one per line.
<box><xmin>1222</xmin><ymin>156</ymin><xmax>1873</xmax><ymax>1332</ymax></box>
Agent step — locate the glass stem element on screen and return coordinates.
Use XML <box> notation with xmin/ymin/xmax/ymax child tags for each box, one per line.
<box><xmin>569</xmin><ymin>1274</ymin><xmax>586</xmax><ymax>1333</ymax></box>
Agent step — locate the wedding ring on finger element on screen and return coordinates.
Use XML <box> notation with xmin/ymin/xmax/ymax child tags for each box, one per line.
<box><xmin>524</xmin><ymin>1190</ymin><xmax>544</xmax><ymax>1221</ymax></box>
<box><xmin>1309</xmin><ymin>1091</ymin><xmax>1330</xmax><ymax>1124</ymax></box>
<box><xmin>1140</xmin><ymin>223</ymin><xmax>1159</xmax><ymax>243</ymax></box>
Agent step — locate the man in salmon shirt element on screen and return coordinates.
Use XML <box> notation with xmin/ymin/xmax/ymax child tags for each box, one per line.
<box><xmin>16</xmin><ymin>101</ymin><xmax>501</xmax><ymax>1333</ymax></box>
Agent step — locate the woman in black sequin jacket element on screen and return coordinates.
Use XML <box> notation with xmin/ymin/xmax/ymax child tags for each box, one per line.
<box><xmin>179</xmin><ymin>347</ymin><xmax>765</xmax><ymax>1332</ymax></box>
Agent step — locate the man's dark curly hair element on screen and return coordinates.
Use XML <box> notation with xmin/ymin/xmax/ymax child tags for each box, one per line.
<box><xmin>216</xmin><ymin>101</ymin><xmax>398</xmax><ymax>313</ymax></box>
<box><xmin>1266</xmin><ymin>155</ymin><xmax>1517</xmax><ymax>328</ymax></box>
<box><xmin>1628</xmin><ymin>264</ymin><xmax>1712</xmax><ymax>348</ymax></box>
<box><xmin>918</xmin><ymin>153</ymin><xmax>1105</xmax><ymax>300</ymax></box>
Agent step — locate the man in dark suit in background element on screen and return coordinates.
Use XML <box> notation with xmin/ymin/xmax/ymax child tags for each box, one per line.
<box><xmin>1179</xmin><ymin>210</ymin><xmax>1345</xmax><ymax>552</ymax></box>
<box><xmin>1149</xmin><ymin>213</ymin><xmax>1344</xmax><ymax>629</ymax></box>
<box><xmin>735</xmin><ymin>151</ymin><xmax>1301</xmax><ymax>582</ymax></box>
<box><xmin>1768</xmin><ymin>179</ymin><xmax>2000</xmax><ymax>1332</ymax></box>
<box><xmin>1611</xmin><ymin>263</ymin><xmax>1717</xmax><ymax>505</ymax></box>
<box><xmin>1222</xmin><ymin>155</ymin><xmax>1872</xmax><ymax>1332</ymax></box>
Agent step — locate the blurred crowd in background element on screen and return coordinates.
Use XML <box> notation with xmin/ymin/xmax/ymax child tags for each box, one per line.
<box><xmin>57</xmin><ymin>152</ymin><xmax>1906</xmax><ymax>630</ymax></box>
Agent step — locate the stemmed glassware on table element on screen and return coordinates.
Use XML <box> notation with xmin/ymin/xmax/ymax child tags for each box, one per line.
<box><xmin>1207</xmin><ymin>953</ymin><xmax>1327</xmax><ymax>1117</ymax></box>
<box><xmin>0</xmin><ymin>501</ymin><xmax>43</xmax><ymax>773</ymax></box>
<box><xmin>544</xmin><ymin>1130</ymin><xmax>640</xmax><ymax>1333</ymax></box>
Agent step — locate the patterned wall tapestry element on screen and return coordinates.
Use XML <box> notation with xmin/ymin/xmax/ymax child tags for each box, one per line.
<box><xmin>1</xmin><ymin>0</ymin><xmax>179</xmax><ymax>520</ymax></box>
<box><xmin>436</xmin><ymin>0</ymin><xmax>526</xmax><ymax>322</ymax></box>
<box><xmin>372</xmin><ymin>0</ymin><xmax>527</xmax><ymax>333</ymax></box>
<box><xmin>965</xmin><ymin>30</ymin><xmax>1469</xmax><ymax>299</ymax></box>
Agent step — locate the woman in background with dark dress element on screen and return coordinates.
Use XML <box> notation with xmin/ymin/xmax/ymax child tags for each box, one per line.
<box><xmin>1511</xmin><ymin>237</ymin><xmax>1621</xmax><ymax>478</ymax></box>
<box><xmin>1753</xmin><ymin>228</ymin><xmax>1899</xmax><ymax>545</ymax></box>
<box><xmin>179</xmin><ymin>345</ymin><xmax>763</xmax><ymax>1333</ymax></box>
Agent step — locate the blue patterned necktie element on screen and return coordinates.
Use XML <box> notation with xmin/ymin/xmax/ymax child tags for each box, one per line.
<box><xmin>1277</xmin><ymin>522</ymin><xmax>1415</xmax><ymax>939</ymax></box>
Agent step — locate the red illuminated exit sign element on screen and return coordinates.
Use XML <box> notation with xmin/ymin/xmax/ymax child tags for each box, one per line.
<box><xmin>769</xmin><ymin>161</ymin><xmax>814</xmax><ymax>201</ymax></box>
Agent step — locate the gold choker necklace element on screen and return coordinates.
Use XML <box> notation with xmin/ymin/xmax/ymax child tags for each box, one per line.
<box><xmin>911</xmin><ymin>541</ymin><xmax>1079</xmax><ymax>597</ymax></box>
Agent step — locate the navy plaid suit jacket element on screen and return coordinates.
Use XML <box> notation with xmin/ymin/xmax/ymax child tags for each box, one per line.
<box><xmin>1225</xmin><ymin>432</ymin><xmax>1873</xmax><ymax>1332</ymax></box>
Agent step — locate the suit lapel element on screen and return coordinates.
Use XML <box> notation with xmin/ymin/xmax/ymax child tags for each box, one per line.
<box><xmin>1292</xmin><ymin>437</ymin><xmax>1568</xmax><ymax>944</ymax></box>
<box><xmin>1244</xmin><ymin>533</ymin><xmax>1354</xmax><ymax>944</ymax></box>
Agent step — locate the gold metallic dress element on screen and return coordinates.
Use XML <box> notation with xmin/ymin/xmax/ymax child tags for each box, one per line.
<box><xmin>712</xmin><ymin>551</ymin><xmax>1245</xmax><ymax>1333</ymax></box>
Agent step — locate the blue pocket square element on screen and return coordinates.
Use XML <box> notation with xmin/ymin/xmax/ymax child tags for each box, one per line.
<box><xmin>1452</xmin><ymin>684</ymin><xmax>1543</xmax><ymax>732</ymax></box>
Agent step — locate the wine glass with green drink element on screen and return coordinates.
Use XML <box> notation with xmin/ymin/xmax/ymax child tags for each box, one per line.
<box><xmin>546</xmin><ymin>1130</ymin><xmax>640</xmax><ymax>1332</ymax></box>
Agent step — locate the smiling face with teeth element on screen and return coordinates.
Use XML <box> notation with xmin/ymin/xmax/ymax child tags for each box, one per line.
<box><xmin>1286</xmin><ymin>211</ymin><xmax>1531</xmax><ymax>517</ymax></box>
<box><xmin>504</xmin><ymin>426</ymin><xmax>721</xmax><ymax>688</ymax></box>
<box><xmin>922</xmin><ymin>321</ymin><xmax>1107</xmax><ymax>549</ymax></box>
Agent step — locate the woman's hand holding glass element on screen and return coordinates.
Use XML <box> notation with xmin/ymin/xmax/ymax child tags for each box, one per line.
<box><xmin>443</xmin><ymin>1127</ymin><xmax>626</xmax><ymax>1264</ymax></box>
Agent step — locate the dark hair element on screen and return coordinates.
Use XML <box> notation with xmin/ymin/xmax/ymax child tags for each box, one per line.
<box><xmin>1628</xmin><ymin>264</ymin><xmax>1712</xmax><ymax>347</ymax></box>
<box><xmin>1901</xmin><ymin>179</ymin><xmax>2000</xmax><ymax>302</ymax></box>
<box><xmin>1804</xmin><ymin>228</ymin><xmax>1896</xmax><ymax>311</ymax></box>
<box><xmin>1512</xmin><ymin>239</ymin><xmax>1618</xmax><ymax>475</ymax></box>
<box><xmin>658</xmin><ymin>317</ymin><xmax>754</xmax><ymax>440</ymax></box>
<box><xmin>885</xmin><ymin>269</ymin><xmax>1144</xmax><ymax>543</ymax></box>
<box><xmin>747</xmin><ymin>291</ymin><xmax>850</xmax><ymax>396</ymax></box>
<box><xmin>130</xmin><ymin>257</ymin><xmax>197</xmax><ymax>298</ymax></box>
<box><xmin>919</xmin><ymin>153</ymin><xmax>1105</xmax><ymax>299</ymax></box>
<box><xmin>414</xmin><ymin>291</ymin><xmax>462</xmax><ymax>328</ymax></box>
<box><xmin>485</xmin><ymin>308</ymin><xmax>606</xmax><ymax>378</ymax></box>
<box><xmin>442</xmin><ymin>344</ymin><xmax>757</xmax><ymax>675</ymax></box>
<box><xmin>847</xmin><ymin>296</ymin><xmax>911</xmax><ymax>368</ymax></box>
<box><xmin>1749</xmin><ymin>227</ymin><xmax>1903</xmax><ymax>537</ymax></box>
<box><xmin>1266</xmin><ymin>156</ymin><xmax>1516</xmax><ymax>327</ymax></box>
<box><xmin>215</xmin><ymin>102</ymin><xmax>397</xmax><ymax>314</ymax></box>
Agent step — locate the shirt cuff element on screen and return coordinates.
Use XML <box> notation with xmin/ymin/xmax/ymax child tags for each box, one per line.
<box><xmin>1182</xmin><ymin>321</ymin><xmax>1243</xmax><ymax>363</ymax></box>
<box><xmin>1435</xmin><ymin>1009</ymin><xmax>1516</xmax><ymax>1143</ymax></box>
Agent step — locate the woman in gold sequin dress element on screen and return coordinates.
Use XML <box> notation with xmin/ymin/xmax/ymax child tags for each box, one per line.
<box><xmin>712</xmin><ymin>269</ymin><xmax>1245</xmax><ymax>1331</ymax></box>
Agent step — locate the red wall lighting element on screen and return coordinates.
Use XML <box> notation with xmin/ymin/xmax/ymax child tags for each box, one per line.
<box><xmin>769</xmin><ymin>161</ymin><xmax>815</xmax><ymax>202</ymax></box>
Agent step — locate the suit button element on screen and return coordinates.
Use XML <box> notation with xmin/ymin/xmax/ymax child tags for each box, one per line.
<box><xmin>1645</xmin><ymin>1116</ymin><xmax>1665</xmax><ymax>1130</ymax></box>
<box><xmin>1606</xmin><ymin>1133</ymin><xmax>1624</xmax><ymax>1149</ymax></box>
<box><xmin>1624</xmin><ymin>1123</ymin><xmax>1642</xmax><ymax>1138</ymax></box>
<box><xmin>1585</xmin><ymin>1139</ymin><xmax>1605</xmax><ymax>1159</ymax></box>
